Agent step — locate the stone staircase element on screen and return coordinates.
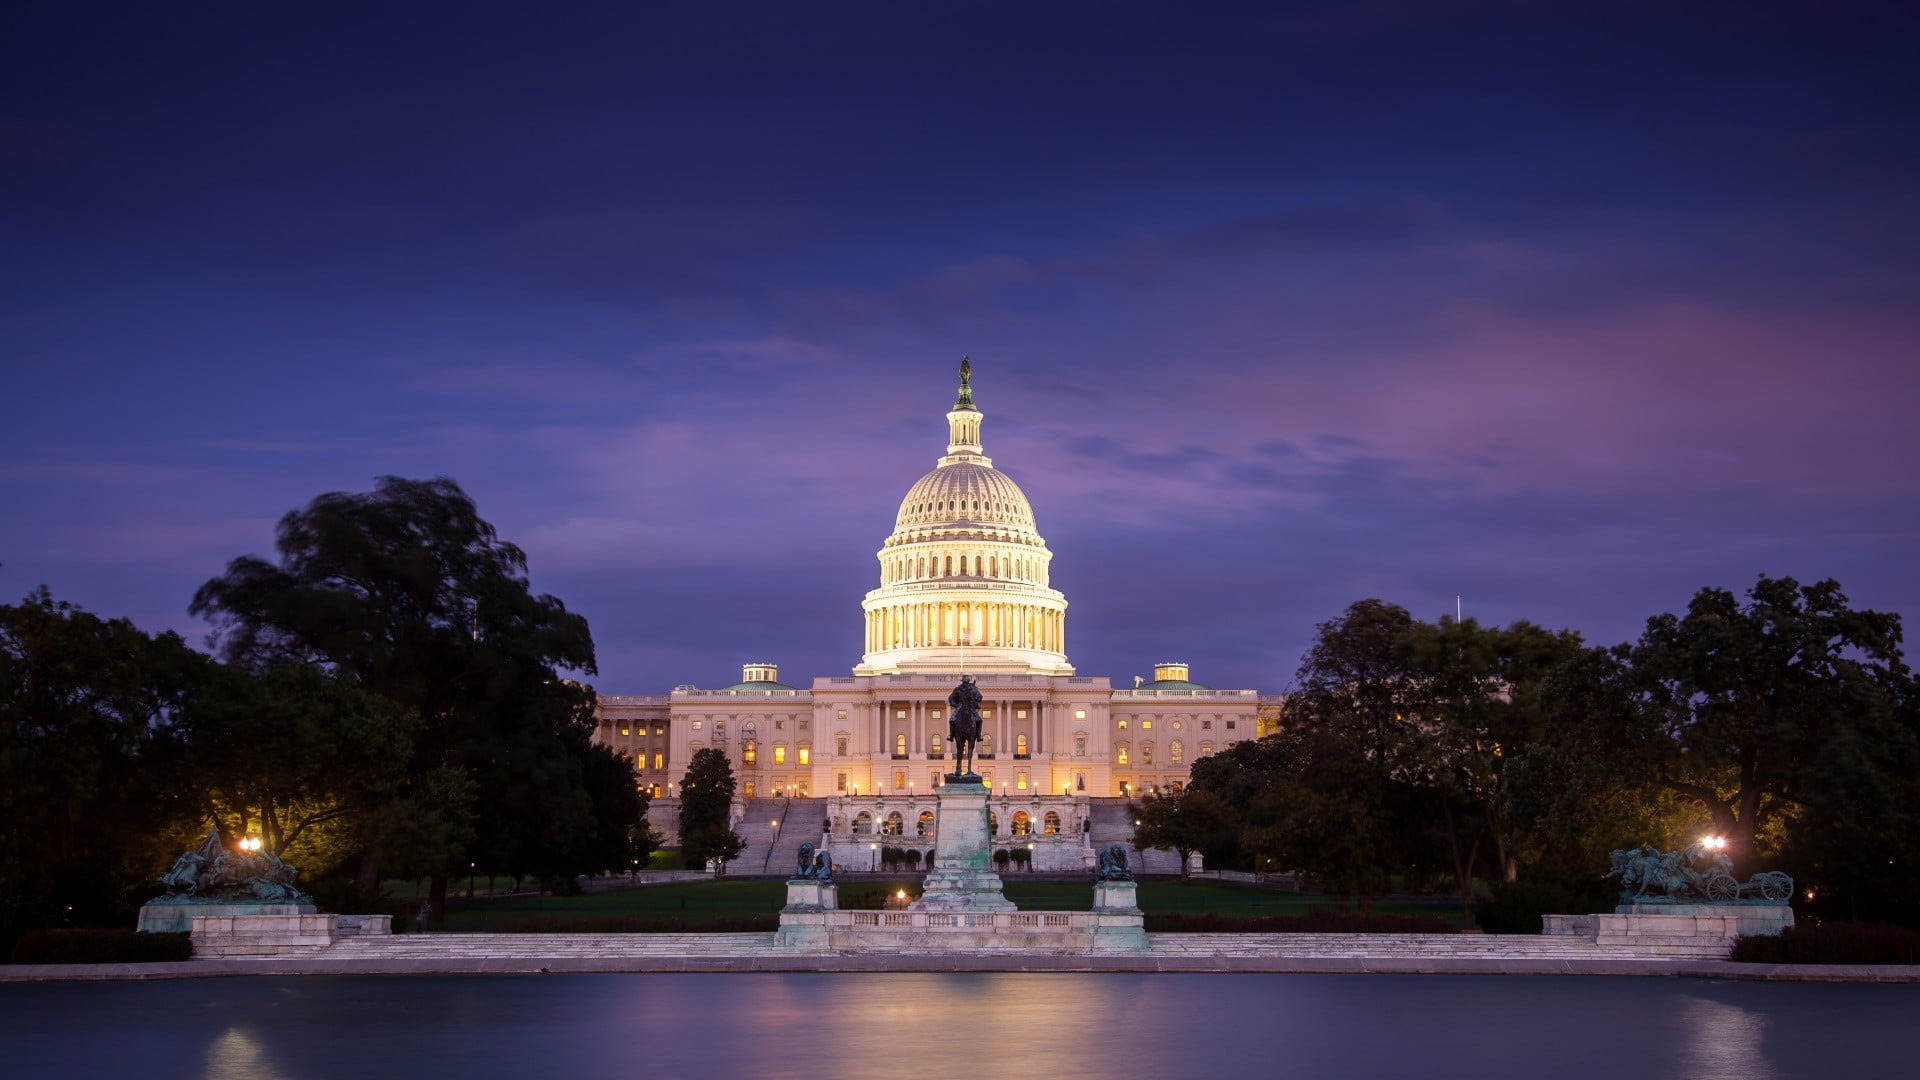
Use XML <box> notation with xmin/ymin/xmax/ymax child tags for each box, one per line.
<box><xmin>764</xmin><ymin>798</ymin><xmax>828</xmax><ymax>875</ymax></box>
<box><xmin>1086</xmin><ymin>798</ymin><xmax>1184</xmax><ymax>875</ymax></box>
<box><xmin>1144</xmin><ymin>932</ymin><xmax>1726</xmax><ymax>959</ymax></box>
<box><xmin>320</xmin><ymin>933</ymin><xmax>784</xmax><ymax>959</ymax></box>
<box><xmin>313</xmin><ymin>930</ymin><xmax>1726</xmax><ymax>961</ymax></box>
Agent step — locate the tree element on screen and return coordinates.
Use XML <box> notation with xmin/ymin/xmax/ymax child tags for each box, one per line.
<box><xmin>1276</xmin><ymin>599</ymin><xmax>1432</xmax><ymax>900</ymax></box>
<box><xmin>689</xmin><ymin>825</ymin><xmax>747</xmax><ymax>877</ymax></box>
<box><xmin>1400</xmin><ymin>617</ymin><xmax>1586</xmax><ymax>915</ymax></box>
<box><xmin>0</xmin><ymin>589</ymin><xmax>206</xmax><ymax>941</ymax></box>
<box><xmin>1132</xmin><ymin>787</ymin><xmax>1234</xmax><ymax>879</ymax></box>
<box><xmin>184</xmin><ymin>662</ymin><xmax>417</xmax><ymax>864</ymax></box>
<box><xmin>678</xmin><ymin>747</ymin><xmax>742</xmax><ymax>873</ymax></box>
<box><xmin>1557</xmin><ymin>576</ymin><xmax>1907</xmax><ymax>864</ymax></box>
<box><xmin>190</xmin><ymin>476</ymin><xmax>620</xmax><ymax>923</ymax></box>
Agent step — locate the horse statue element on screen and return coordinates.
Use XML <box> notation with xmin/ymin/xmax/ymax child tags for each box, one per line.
<box><xmin>947</xmin><ymin>674</ymin><xmax>983</xmax><ymax>778</ymax></box>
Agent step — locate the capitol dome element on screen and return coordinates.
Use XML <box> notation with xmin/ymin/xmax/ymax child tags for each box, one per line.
<box><xmin>854</xmin><ymin>360</ymin><xmax>1072</xmax><ymax>677</ymax></box>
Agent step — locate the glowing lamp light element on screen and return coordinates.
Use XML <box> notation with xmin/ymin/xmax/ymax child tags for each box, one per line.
<box><xmin>895</xmin><ymin>889</ymin><xmax>907</xmax><ymax>900</ymax></box>
<box><xmin>1701</xmin><ymin>835</ymin><xmax>1728</xmax><ymax>852</ymax></box>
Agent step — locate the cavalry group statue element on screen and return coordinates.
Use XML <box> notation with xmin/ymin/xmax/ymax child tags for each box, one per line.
<box><xmin>947</xmin><ymin>674</ymin><xmax>983</xmax><ymax>779</ymax></box>
<box><xmin>1606</xmin><ymin>842</ymin><xmax>1793</xmax><ymax>903</ymax></box>
<box><xmin>154</xmin><ymin>824</ymin><xmax>309</xmax><ymax>905</ymax></box>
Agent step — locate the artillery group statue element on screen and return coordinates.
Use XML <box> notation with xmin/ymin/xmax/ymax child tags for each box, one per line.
<box><xmin>1606</xmin><ymin>842</ymin><xmax>1793</xmax><ymax>903</ymax></box>
<box><xmin>155</xmin><ymin>824</ymin><xmax>309</xmax><ymax>905</ymax></box>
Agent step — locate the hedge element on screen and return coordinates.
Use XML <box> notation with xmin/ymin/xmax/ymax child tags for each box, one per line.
<box><xmin>1732</xmin><ymin>923</ymin><xmax>1920</xmax><ymax>965</ymax></box>
<box><xmin>10</xmin><ymin>928</ymin><xmax>193</xmax><ymax>964</ymax></box>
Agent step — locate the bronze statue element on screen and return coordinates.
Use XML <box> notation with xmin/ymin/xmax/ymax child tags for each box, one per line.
<box><xmin>1606</xmin><ymin>843</ymin><xmax>1793</xmax><ymax>903</ymax></box>
<box><xmin>956</xmin><ymin>356</ymin><xmax>975</xmax><ymax>409</ymax></box>
<box><xmin>153</xmin><ymin>823</ymin><xmax>309</xmax><ymax>905</ymax></box>
<box><xmin>1097</xmin><ymin>844</ymin><xmax>1132</xmax><ymax>881</ymax></box>
<box><xmin>794</xmin><ymin>843</ymin><xmax>833</xmax><ymax>882</ymax></box>
<box><xmin>947</xmin><ymin>674</ymin><xmax>983</xmax><ymax>778</ymax></box>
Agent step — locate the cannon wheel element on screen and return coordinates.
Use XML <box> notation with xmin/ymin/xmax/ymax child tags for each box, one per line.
<box><xmin>1757</xmin><ymin>872</ymin><xmax>1793</xmax><ymax>901</ymax></box>
<box><xmin>1703</xmin><ymin>869</ymin><xmax>1739</xmax><ymax>902</ymax></box>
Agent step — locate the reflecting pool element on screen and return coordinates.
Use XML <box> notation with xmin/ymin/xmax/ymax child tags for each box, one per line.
<box><xmin>3</xmin><ymin>973</ymin><xmax>1915</xmax><ymax>1080</ymax></box>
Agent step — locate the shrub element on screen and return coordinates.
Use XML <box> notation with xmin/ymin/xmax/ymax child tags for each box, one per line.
<box><xmin>993</xmin><ymin>849</ymin><xmax>1011</xmax><ymax>869</ymax></box>
<box><xmin>1145</xmin><ymin>912</ymin><xmax>1461</xmax><ymax>934</ymax></box>
<box><xmin>1010</xmin><ymin>848</ymin><xmax>1031</xmax><ymax>869</ymax></box>
<box><xmin>1476</xmin><ymin>877</ymin><xmax>1610</xmax><ymax>935</ymax></box>
<box><xmin>305</xmin><ymin>877</ymin><xmax>415</xmax><ymax>932</ymax></box>
<box><xmin>10</xmin><ymin>928</ymin><xmax>192</xmax><ymax>964</ymax></box>
<box><xmin>1732</xmin><ymin>923</ymin><xmax>1920</xmax><ymax>965</ymax></box>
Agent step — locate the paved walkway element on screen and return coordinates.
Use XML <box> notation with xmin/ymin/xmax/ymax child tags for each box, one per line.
<box><xmin>5</xmin><ymin>932</ymin><xmax>1917</xmax><ymax>982</ymax></box>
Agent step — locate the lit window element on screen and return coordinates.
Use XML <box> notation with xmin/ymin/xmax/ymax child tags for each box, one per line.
<box><xmin>930</xmin><ymin>736</ymin><xmax>943</xmax><ymax>755</ymax></box>
<box><xmin>1142</xmin><ymin>720</ymin><xmax>1152</xmax><ymax>729</ymax></box>
<box><xmin>894</xmin><ymin>770</ymin><xmax>906</xmax><ymax>789</ymax></box>
<box><xmin>774</xmin><ymin>745</ymin><xmax>787</xmax><ymax>765</ymax></box>
<box><xmin>1117</xmin><ymin>745</ymin><xmax>1130</xmax><ymax>765</ymax></box>
<box><xmin>1015</xmin><ymin>733</ymin><xmax>1028</xmax><ymax>756</ymax></box>
<box><xmin>652</xmin><ymin>752</ymin><xmax>664</xmax><ymax>769</ymax></box>
<box><xmin>1012</xmin><ymin>811</ymin><xmax>1031</xmax><ymax>835</ymax></box>
<box><xmin>895</xmin><ymin>733</ymin><xmax>907</xmax><ymax>756</ymax></box>
<box><xmin>1141</xmin><ymin>744</ymin><xmax>1154</xmax><ymax>764</ymax></box>
<box><xmin>918</xmin><ymin>811</ymin><xmax>934</xmax><ymax>836</ymax></box>
<box><xmin>1043</xmin><ymin>811</ymin><xmax>1061</xmax><ymax>834</ymax></box>
<box><xmin>743</xmin><ymin>740</ymin><xmax>757</xmax><ymax>763</ymax></box>
<box><xmin>854</xmin><ymin>812</ymin><xmax>872</xmax><ymax>834</ymax></box>
<box><xmin>619</xmin><ymin>726</ymin><xmax>630</xmax><ymax>736</ymax></box>
<box><xmin>1016</xmin><ymin>709</ymin><xmax>1027</xmax><ymax>719</ymax></box>
<box><xmin>1117</xmin><ymin>720</ymin><xmax>1128</xmax><ymax>730</ymax></box>
<box><xmin>1016</xmin><ymin>770</ymin><xmax>1028</xmax><ymax>790</ymax></box>
<box><xmin>692</xmin><ymin>720</ymin><xmax>703</xmax><ymax>730</ymax></box>
<box><xmin>744</xmin><ymin>780</ymin><xmax>756</xmax><ymax>797</ymax></box>
<box><xmin>896</xmin><ymin>710</ymin><xmax>908</xmax><ymax>720</ymax></box>
<box><xmin>798</xmin><ymin>748</ymin><xmax>810</xmax><ymax>765</ymax></box>
<box><xmin>1074</xmin><ymin>732</ymin><xmax>1088</xmax><ymax>755</ymax></box>
<box><xmin>981</xmin><ymin>709</ymin><xmax>993</xmax><ymax>719</ymax></box>
<box><xmin>1172</xmin><ymin>719</ymin><xmax>1183</xmax><ymax>730</ymax></box>
<box><xmin>836</xmin><ymin>733</ymin><xmax>849</xmax><ymax>755</ymax></box>
<box><xmin>1171</xmin><ymin>741</ymin><xmax>1184</xmax><ymax>764</ymax></box>
<box><xmin>931</xmin><ymin>709</ymin><xmax>944</xmax><ymax>720</ymax></box>
<box><xmin>1075</xmin><ymin>709</ymin><xmax>1087</xmax><ymax>720</ymax></box>
<box><xmin>654</xmin><ymin>724</ymin><xmax>665</xmax><ymax>735</ymax></box>
<box><xmin>836</xmin><ymin>709</ymin><xmax>847</xmax><ymax>720</ymax></box>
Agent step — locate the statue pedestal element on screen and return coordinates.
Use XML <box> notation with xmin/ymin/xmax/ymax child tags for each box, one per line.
<box><xmin>912</xmin><ymin>780</ymin><xmax>1014</xmax><ymax>912</ymax></box>
<box><xmin>776</xmin><ymin>879</ymin><xmax>839</xmax><ymax>949</ymax></box>
<box><xmin>137</xmin><ymin>900</ymin><xmax>315</xmax><ymax>935</ymax></box>
<box><xmin>1092</xmin><ymin>880</ymin><xmax>1140</xmax><ymax>913</ymax></box>
<box><xmin>782</xmin><ymin>880</ymin><xmax>838</xmax><ymax>912</ymax></box>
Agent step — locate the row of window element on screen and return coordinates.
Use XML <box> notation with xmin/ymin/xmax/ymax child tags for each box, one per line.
<box><xmin>882</xmin><ymin>550</ymin><xmax>1042</xmax><ymax>584</ymax></box>
<box><xmin>852</xmin><ymin>809</ymin><xmax>1063</xmax><ymax>836</ymax></box>
<box><xmin>1114</xmin><ymin>718</ymin><xmax>1234</xmax><ymax>731</ymax></box>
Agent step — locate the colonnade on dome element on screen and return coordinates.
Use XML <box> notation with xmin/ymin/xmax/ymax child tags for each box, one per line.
<box><xmin>863</xmin><ymin>600</ymin><xmax>1064</xmax><ymax>654</ymax></box>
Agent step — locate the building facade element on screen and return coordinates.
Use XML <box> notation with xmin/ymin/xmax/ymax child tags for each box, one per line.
<box><xmin>593</xmin><ymin>364</ymin><xmax>1274</xmax><ymax>817</ymax></box>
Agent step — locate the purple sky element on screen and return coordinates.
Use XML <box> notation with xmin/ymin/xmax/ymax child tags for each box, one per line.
<box><xmin>4</xmin><ymin>1</ymin><xmax>1917</xmax><ymax>693</ymax></box>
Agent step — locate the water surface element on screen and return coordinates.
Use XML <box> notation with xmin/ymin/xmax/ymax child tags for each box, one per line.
<box><xmin>3</xmin><ymin>973</ymin><xmax>1913</xmax><ymax>1080</ymax></box>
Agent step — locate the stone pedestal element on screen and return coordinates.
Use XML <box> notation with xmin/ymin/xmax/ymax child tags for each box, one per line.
<box><xmin>189</xmin><ymin>912</ymin><xmax>337</xmax><ymax>957</ymax></box>
<box><xmin>912</xmin><ymin>779</ymin><xmax>1015</xmax><ymax>912</ymax></box>
<box><xmin>138</xmin><ymin>900</ymin><xmax>315</xmax><ymax>935</ymax></box>
<box><xmin>776</xmin><ymin>879</ymin><xmax>840</xmax><ymax>949</ymax></box>
<box><xmin>1092</xmin><ymin>880</ymin><xmax>1141</xmax><ymax>913</ymax></box>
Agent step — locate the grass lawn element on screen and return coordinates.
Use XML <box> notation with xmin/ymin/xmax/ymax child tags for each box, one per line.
<box><xmin>436</xmin><ymin>876</ymin><xmax>1475</xmax><ymax>930</ymax></box>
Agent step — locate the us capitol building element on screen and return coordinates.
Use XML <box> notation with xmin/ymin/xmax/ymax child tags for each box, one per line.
<box><xmin>593</xmin><ymin>363</ymin><xmax>1275</xmax><ymax>868</ymax></box>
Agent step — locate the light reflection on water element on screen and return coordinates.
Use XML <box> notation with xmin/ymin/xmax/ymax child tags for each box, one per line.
<box><xmin>2</xmin><ymin>973</ymin><xmax>1915</xmax><ymax>1080</ymax></box>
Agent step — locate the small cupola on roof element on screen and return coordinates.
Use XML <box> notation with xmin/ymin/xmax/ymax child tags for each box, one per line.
<box><xmin>855</xmin><ymin>359</ymin><xmax>1073</xmax><ymax>677</ymax></box>
<box><xmin>725</xmin><ymin>662</ymin><xmax>795</xmax><ymax>690</ymax></box>
<box><xmin>1141</xmin><ymin>661</ymin><xmax>1211</xmax><ymax>691</ymax></box>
